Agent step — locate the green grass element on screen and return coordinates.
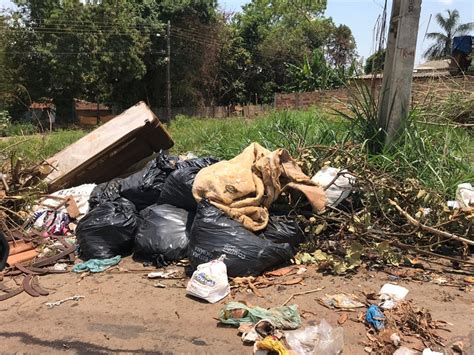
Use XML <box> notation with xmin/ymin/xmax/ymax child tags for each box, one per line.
<box><xmin>0</xmin><ymin>129</ymin><xmax>87</xmax><ymax>162</ymax></box>
<box><xmin>167</xmin><ymin>109</ymin><xmax>349</xmax><ymax>159</ymax></box>
<box><xmin>1</xmin><ymin>122</ymin><xmax>39</xmax><ymax>137</ymax></box>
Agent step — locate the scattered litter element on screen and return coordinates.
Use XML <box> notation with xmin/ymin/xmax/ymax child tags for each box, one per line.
<box><xmin>337</xmin><ymin>313</ymin><xmax>348</xmax><ymax>325</ymax></box>
<box><xmin>240</xmin><ymin>320</ymin><xmax>278</xmax><ymax>344</ymax></box>
<box><xmin>393</xmin><ymin>347</ymin><xmax>416</xmax><ymax>355</ymax></box>
<box><xmin>319</xmin><ymin>293</ymin><xmax>365</xmax><ymax>310</ymax></box>
<box><xmin>265</xmin><ymin>266</ymin><xmax>298</xmax><ymax>277</ymax></box>
<box><xmin>53</xmin><ymin>263</ymin><xmax>68</xmax><ymax>271</ymax></box>
<box><xmin>72</xmin><ymin>256</ymin><xmax>121</xmax><ymax>273</ymax></box>
<box><xmin>378</xmin><ymin>283</ymin><xmax>409</xmax><ymax>309</ymax></box>
<box><xmin>422</xmin><ymin>348</ymin><xmax>443</xmax><ymax>355</ymax></box>
<box><xmin>254</xmin><ymin>336</ymin><xmax>289</xmax><ymax>355</ymax></box>
<box><xmin>285</xmin><ymin>319</ymin><xmax>344</xmax><ymax>355</ymax></box>
<box><xmin>154</xmin><ymin>282</ymin><xmax>166</xmax><ymax>288</ymax></box>
<box><xmin>147</xmin><ymin>269</ymin><xmax>182</xmax><ymax>279</ymax></box>
<box><xmin>463</xmin><ymin>276</ymin><xmax>474</xmax><ymax>284</ymax></box>
<box><xmin>311</xmin><ymin>166</ymin><xmax>355</xmax><ymax>207</ymax></box>
<box><xmin>46</xmin><ymin>295</ymin><xmax>85</xmax><ymax>308</ymax></box>
<box><xmin>365</xmin><ymin>305</ymin><xmax>385</xmax><ymax>331</ymax></box>
<box><xmin>186</xmin><ymin>255</ymin><xmax>230</xmax><ymax>304</ymax></box>
<box><xmin>451</xmin><ymin>341</ymin><xmax>464</xmax><ymax>353</ymax></box>
<box><xmin>219</xmin><ymin>302</ymin><xmax>301</xmax><ymax>330</ymax></box>
<box><xmin>390</xmin><ymin>332</ymin><xmax>401</xmax><ymax>346</ymax></box>
<box><xmin>455</xmin><ymin>183</ymin><xmax>473</xmax><ymax>208</ymax></box>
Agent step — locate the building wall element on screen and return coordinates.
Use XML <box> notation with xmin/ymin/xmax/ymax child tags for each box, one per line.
<box><xmin>274</xmin><ymin>76</ymin><xmax>474</xmax><ymax>112</ymax></box>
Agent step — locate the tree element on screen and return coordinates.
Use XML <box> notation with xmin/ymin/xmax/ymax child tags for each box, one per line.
<box><xmin>364</xmin><ymin>49</ymin><xmax>385</xmax><ymax>74</ymax></box>
<box><xmin>423</xmin><ymin>9</ymin><xmax>473</xmax><ymax>60</ymax></box>
<box><xmin>3</xmin><ymin>0</ymin><xmax>219</xmax><ymax>118</ymax></box>
<box><xmin>229</xmin><ymin>0</ymin><xmax>355</xmax><ymax>103</ymax></box>
<box><xmin>327</xmin><ymin>24</ymin><xmax>357</xmax><ymax>69</ymax></box>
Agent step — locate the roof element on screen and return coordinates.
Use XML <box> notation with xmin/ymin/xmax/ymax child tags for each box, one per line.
<box><xmin>414</xmin><ymin>59</ymin><xmax>450</xmax><ymax>72</ymax></box>
<box><xmin>29</xmin><ymin>102</ymin><xmax>55</xmax><ymax>110</ymax></box>
<box><xmin>74</xmin><ymin>99</ymin><xmax>111</xmax><ymax>111</ymax></box>
<box><xmin>356</xmin><ymin>71</ymin><xmax>450</xmax><ymax>80</ymax></box>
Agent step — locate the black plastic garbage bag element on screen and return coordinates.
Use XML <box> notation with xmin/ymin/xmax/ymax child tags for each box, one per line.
<box><xmin>158</xmin><ymin>166</ymin><xmax>200</xmax><ymax>211</ymax></box>
<box><xmin>259</xmin><ymin>215</ymin><xmax>305</xmax><ymax>249</ymax></box>
<box><xmin>88</xmin><ymin>178</ymin><xmax>123</xmax><ymax>210</ymax></box>
<box><xmin>158</xmin><ymin>156</ymin><xmax>218</xmax><ymax>211</ymax></box>
<box><xmin>188</xmin><ymin>201</ymin><xmax>294</xmax><ymax>277</ymax></box>
<box><xmin>120</xmin><ymin>152</ymin><xmax>179</xmax><ymax>210</ymax></box>
<box><xmin>175</xmin><ymin>156</ymin><xmax>219</xmax><ymax>170</ymax></box>
<box><xmin>134</xmin><ymin>204</ymin><xmax>194</xmax><ymax>266</ymax></box>
<box><xmin>76</xmin><ymin>198</ymin><xmax>139</xmax><ymax>260</ymax></box>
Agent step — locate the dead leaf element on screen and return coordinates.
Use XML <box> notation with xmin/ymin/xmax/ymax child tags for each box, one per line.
<box><xmin>366</xmin><ymin>330</ymin><xmax>377</xmax><ymax>342</ymax></box>
<box><xmin>265</xmin><ymin>266</ymin><xmax>296</xmax><ymax>277</ymax></box>
<box><xmin>463</xmin><ymin>276</ymin><xmax>474</xmax><ymax>284</ymax></box>
<box><xmin>248</xmin><ymin>282</ymin><xmax>264</xmax><ymax>298</ymax></box>
<box><xmin>338</xmin><ymin>313</ymin><xmax>348</xmax><ymax>325</ymax></box>
<box><xmin>280</xmin><ymin>277</ymin><xmax>304</xmax><ymax>285</ymax></box>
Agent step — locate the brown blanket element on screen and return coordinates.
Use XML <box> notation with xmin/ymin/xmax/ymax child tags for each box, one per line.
<box><xmin>192</xmin><ymin>143</ymin><xmax>326</xmax><ymax>231</ymax></box>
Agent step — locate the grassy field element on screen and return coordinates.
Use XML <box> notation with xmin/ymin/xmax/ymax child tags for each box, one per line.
<box><xmin>1</xmin><ymin>108</ymin><xmax>472</xmax><ymax>197</ymax></box>
<box><xmin>0</xmin><ymin>129</ymin><xmax>87</xmax><ymax>162</ymax></box>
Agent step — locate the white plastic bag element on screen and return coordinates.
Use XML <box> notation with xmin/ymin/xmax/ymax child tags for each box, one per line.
<box><xmin>422</xmin><ymin>348</ymin><xmax>443</xmax><ymax>355</ymax></box>
<box><xmin>379</xmin><ymin>283</ymin><xmax>409</xmax><ymax>309</ymax></box>
<box><xmin>456</xmin><ymin>183</ymin><xmax>474</xmax><ymax>208</ymax></box>
<box><xmin>311</xmin><ymin>167</ymin><xmax>355</xmax><ymax>207</ymax></box>
<box><xmin>186</xmin><ymin>255</ymin><xmax>230</xmax><ymax>303</ymax></box>
<box><xmin>285</xmin><ymin>319</ymin><xmax>344</xmax><ymax>355</ymax></box>
<box><xmin>393</xmin><ymin>347</ymin><xmax>417</xmax><ymax>355</ymax></box>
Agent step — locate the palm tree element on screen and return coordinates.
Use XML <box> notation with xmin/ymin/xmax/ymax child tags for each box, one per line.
<box><xmin>423</xmin><ymin>9</ymin><xmax>473</xmax><ymax>60</ymax></box>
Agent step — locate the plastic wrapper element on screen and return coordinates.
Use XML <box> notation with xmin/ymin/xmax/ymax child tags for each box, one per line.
<box><xmin>285</xmin><ymin>319</ymin><xmax>344</xmax><ymax>355</ymax></box>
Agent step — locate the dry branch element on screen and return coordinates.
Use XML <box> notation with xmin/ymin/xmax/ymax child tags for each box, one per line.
<box><xmin>388</xmin><ymin>199</ymin><xmax>474</xmax><ymax>246</ymax></box>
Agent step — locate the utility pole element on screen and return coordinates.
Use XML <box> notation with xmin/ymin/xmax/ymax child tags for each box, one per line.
<box><xmin>166</xmin><ymin>20</ymin><xmax>171</xmax><ymax>122</ymax></box>
<box><xmin>376</xmin><ymin>0</ymin><xmax>422</xmax><ymax>150</ymax></box>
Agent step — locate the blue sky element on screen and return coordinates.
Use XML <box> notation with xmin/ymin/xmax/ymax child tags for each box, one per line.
<box><xmin>2</xmin><ymin>0</ymin><xmax>473</xmax><ymax>64</ymax></box>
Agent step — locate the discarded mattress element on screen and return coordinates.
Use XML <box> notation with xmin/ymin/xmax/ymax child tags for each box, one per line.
<box><xmin>43</xmin><ymin>102</ymin><xmax>173</xmax><ymax>192</ymax></box>
<box><xmin>192</xmin><ymin>142</ymin><xmax>326</xmax><ymax>231</ymax></box>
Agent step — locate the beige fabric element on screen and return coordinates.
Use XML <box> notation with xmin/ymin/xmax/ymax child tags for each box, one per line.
<box><xmin>192</xmin><ymin>143</ymin><xmax>326</xmax><ymax>231</ymax></box>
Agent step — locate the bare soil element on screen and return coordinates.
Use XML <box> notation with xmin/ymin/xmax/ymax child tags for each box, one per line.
<box><xmin>1</xmin><ymin>258</ymin><xmax>472</xmax><ymax>354</ymax></box>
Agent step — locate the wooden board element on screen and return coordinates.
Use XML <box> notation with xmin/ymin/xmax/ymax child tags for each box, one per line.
<box><xmin>45</xmin><ymin>102</ymin><xmax>173</xmax><ymax>191</ymax></box>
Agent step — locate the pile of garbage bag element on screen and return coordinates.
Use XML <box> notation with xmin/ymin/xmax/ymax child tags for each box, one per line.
<box><xmin>76</xmin><ymin>144</ymin><xmax>325</xmax><ymax>276</ymax></box>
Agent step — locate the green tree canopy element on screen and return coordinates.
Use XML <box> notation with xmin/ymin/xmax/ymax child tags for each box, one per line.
<box><xmin>364</xmin><ymin>49</ymin><xmax>385</xmax><ymax>74</ymax></box>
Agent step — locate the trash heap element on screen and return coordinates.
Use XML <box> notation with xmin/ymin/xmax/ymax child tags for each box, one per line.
<box><xmin>75</xmin><ymin>142</ymin><xmax>327</xmax><ymax>277</ymax></box>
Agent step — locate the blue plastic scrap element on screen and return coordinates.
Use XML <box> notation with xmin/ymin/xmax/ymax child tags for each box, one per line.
<box><xmin>72</xmin><ymin>255</ymin><xmax>121</xmax><ymax>273</ymax></box>
<box><xmin>453</xmin><ymin>36</ymin><xmax>472</xmax><ymax>55</ymax></box>
<box><xmin>365</xmin><ymin>304</ymin><xmax>385</xmax><ymax>331</ymax></box>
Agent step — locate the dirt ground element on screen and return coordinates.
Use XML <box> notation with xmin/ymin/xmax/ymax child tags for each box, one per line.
<box><xmin>1</xmin><ymin>258</ymin><xmax>472</xmax><ymax>354</ymax></box>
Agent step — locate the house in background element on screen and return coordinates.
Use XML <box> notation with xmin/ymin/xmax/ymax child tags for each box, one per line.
<box><xmin>25</xmin><ymin>101</ymin><xmax>56</xmax><ymax>130</ymax></box>
<box><xmin>74</xmin><ymin>99</ymin><xmax>115</xmax><ymax>126</ymax></box>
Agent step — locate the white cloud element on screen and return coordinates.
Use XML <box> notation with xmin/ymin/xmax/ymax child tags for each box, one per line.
<box><xmin>437</xmin><ymin>0</ymin><xmax>454</xmax><ymax>5</ymax></box>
